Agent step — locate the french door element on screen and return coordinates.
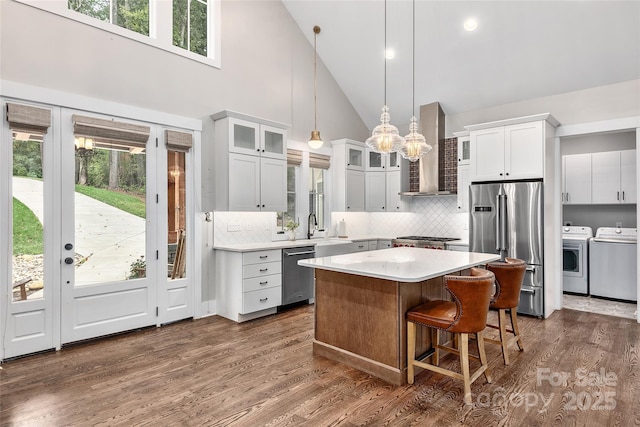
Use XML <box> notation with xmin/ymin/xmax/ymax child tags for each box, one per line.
<box><xmin>2</xmin><ymin>102</ymin><xmax>194</xmax><ymax>359</ymax></box>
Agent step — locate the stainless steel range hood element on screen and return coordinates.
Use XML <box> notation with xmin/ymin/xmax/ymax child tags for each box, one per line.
<box><xmin>400</xmin><ymin>102</ymin><xmax>453</xmax><ymax>196</ymax></box>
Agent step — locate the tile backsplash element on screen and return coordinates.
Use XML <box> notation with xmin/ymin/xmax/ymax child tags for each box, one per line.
<box><xmin>214</xmin><ymin>196</ymin><xmax>469</xmax><ymax>246</ymax></box>
<box><xmin>331</xmin><ymin>196</ymin><xmax>468</xmax><ymax>239</ymax></box>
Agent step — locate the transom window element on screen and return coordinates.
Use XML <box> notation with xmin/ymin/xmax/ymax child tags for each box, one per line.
<box><xmin>16</xmin><ymin>0</ymin><xmax>220</xmax><ymax>68</ymax></box>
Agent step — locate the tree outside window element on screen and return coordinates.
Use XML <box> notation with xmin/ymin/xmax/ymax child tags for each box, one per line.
<box><xmin>173</xmin><ymin>0</ymin><xmax>208</xmax><ymax>56</ymax></box>
<box><xmin>68</xmin><ymin>0</ymin><xmax>150</xmax><ymax>35</ymax></box>
<box><xmin>309</xmin><ymin>168</ymin><xmax>325</xmax><ymax>230</ymax></box>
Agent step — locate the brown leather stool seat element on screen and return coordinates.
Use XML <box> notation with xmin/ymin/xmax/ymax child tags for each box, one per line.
<box><xmin>407</xmin><ymin>268</ymin><xmax>495</xmax><ymax>405</ymax></box>
<box><xmin>485</xmin><ymin>257</ymin><xmax>527</xmax><ymax>365</ymax></box>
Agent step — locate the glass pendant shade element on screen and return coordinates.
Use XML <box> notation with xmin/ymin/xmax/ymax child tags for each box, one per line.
<box><xmin>308</xmin><ymin>130</ymin><xmax>323</xmax><ymax>149</ymax></box>
<box><xmin>399</xmin><ymin>116</ymin><xmax>432</xmax><ymax>162</ymax></box>
<box><xmin>365</xmin><ymin>105</ymin><xmax>405</xmax><ymax>154</ymax></box>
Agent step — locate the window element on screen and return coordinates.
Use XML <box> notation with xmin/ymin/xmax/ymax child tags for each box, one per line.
<box><xmin>17</xmin><ymin>0</ymin><xmax>220</xmax><ymax>67</ymax></box>
<box><xmin>277</xmin><ymin>165</ymin><xmax>298</xmax><ymax>232</ymax></box>
<box><xmin>68</xmin><ymin>0</ymin><xmax>149</xmax><ymax>36</ymax></box>
<box><xmin>309</xmin><ymin>168</ymin><xmax>326</xmax><ymax>231</ymax></box>
<box><xmin>173</xmin><ymin>0</ymin><xmax>208</xmax><ymax>56</ymax></box>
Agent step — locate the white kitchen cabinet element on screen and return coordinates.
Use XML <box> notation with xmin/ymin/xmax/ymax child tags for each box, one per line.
<box><xmin>368</xmin><ymin>240</ymin><xmax>378</xmax><ymax>250</ymax></box>
<box><xmin>562</xmin><ymin>153</ymin><xmax>592</xmax><ymax>204</ymax></box>
<box><xmin>346</xmin><ymin>143</ymin><xmax>365</xmax><ymax>171</ymax></box>
<box><xmin>457</xmin><ymin>164</ymin><xmax>470</xmax><ymax>211</ymax></box>
<box><xmin>215</xmin><ymin>249</ymin><xmax>282</xmax><ymax>322</ymax></box>
<box><xmin>332</xmin><ymin>139</ymin><xmax>366</xmax><ymax>212</ymax></box>
<box><xmin>366</xmin><ymin>150</ymin><xmax>385</xmax><ymax>171</ymax></box>
<box><xmin>387</xmin><ymin>152</ymin><xmax>402</xmax><ymax>170</ymax></box>
<box><xmin>212</xmin><ymin>111</ymin><xmax>288</xmax><ymax>212</ymax></box>
<box><xmin>366</xmin><ymin>172</ymin><xmax>386</xmax><ymax>211</ymax></box>
<box><xmin>454</xmin><ymin>131</ymin><xmax>470</xmax><ymax>166</ymax></box>
<box><xmin>346</xmin><ymin>169</ymin><xmax>365</xmax><ymax>211</ymax></box>
<box><xmin>592</xmin><ymin>150</ymin><xmax>636</xmax><ymax>204</ymax></box>
<box><xmin>226</xmin><ymin>117</ymin><xmax>286</xmax><ymax>160</ymax></box>
<box><xmin>468</xmin><ymin>115</ymin><xmax>557</xmax><ymax>183</ymax></box>
<box><xmin>377</xmin><ymin>239</ymin><xmax>392</xmax><ymax>249</ymax></box>
<box><xmin>386</xmin><ymin>170</ymin><xmax>402</xmax><ymax>211</ymax></box>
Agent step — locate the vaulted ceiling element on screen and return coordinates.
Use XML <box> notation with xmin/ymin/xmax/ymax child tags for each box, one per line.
<box><xmin>283</xmin><ymin>1</ymin><xmax>640</xmax><ymax>130</ymax></box>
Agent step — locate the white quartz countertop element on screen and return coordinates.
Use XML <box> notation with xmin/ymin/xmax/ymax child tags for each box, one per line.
<box><xmin>213</xmin><ymin>235</ymin><xmax>395</xmax><ymax>252</ymax></box>
<box><xmin>213</xmin><ymin>238</ymin><xmax>353</xmax><ymax>252</ymax></box>
<box><xmin>298</xmin><ymin>247</ymin><xmax>500</xmax><ymax>282</ymax></box>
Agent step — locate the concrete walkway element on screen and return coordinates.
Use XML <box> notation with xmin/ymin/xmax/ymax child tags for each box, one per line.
<box><xmin>12</xmin><ymin>177</ymin><xmax>145</xmax><ymax>286</ymax></box>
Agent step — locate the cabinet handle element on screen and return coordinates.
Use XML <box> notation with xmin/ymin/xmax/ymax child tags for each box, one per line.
<box><xmin>256</xmin><ymin>204</ymin><xmax>260</xmax><ymax>208</ymax></box>
<box><xmin>382</xmin><ymin>207</ymin><xmax>385</xmax><ymax>209</ymax></box>
<box><xmin>499</xmin><ymin>173</ymin><xmax>503</xmax><ymax>176</ymax></box>
<box><xmin>505</xmin><ymin>172</ymin><xmax>509</xmax><ymax>176</ymax></box>
<box><xmin>259</xmin><ymin>255</ymin><xmax>268</xmax><ymax>259</ymax></box>
<box><xmin>566</xmin><ymin>193</ymin><xmax>569</xmax><ymax>202</ymax></box>
<box><xmin>623</xmin><ymin>191</ymin><xmax>625</xmax><ymax>201</ymax></box>
<box><xmin>260</xmin><ymin>281</ymin><xmax>268</xmax><ymax>285</ymax></box>
<box><xmin>262</xmin><ymin>204</ymin><xmax>265</xmax><ymax>208</ymax></box>
<box><xmin>259</xmin><ymin>268</ymin><xmax>268</xmax><ymax>272</ymax></box>
<box><xmin>260</xmin><ymin>297</ymin><xmax>268</xmax><ymax>302</ymax></box>
<box><xmin>617</xmin><ymin>191</ymin><xmax>620</xmax><ymax>201</ymax></box>
<box><xmin>256</xmin><ymin>149</ymin><xmax>260</xmax><ymax>152</ymax></box>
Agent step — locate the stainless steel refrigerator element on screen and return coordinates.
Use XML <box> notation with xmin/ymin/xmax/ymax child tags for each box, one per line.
<box><xmin>469</xmin><ymin>180</ymin><xmax>544</xmax><ymax>317</ymax></box>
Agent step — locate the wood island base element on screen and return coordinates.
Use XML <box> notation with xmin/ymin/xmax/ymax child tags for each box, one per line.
<box><xmin>313</xmin><ymin>269</ymin><xmax>457</xmax><ymax>386</ymax></box>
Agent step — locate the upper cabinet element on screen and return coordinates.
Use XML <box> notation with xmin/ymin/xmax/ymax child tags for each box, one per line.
<box><xmin>592</xmin><ymin>150</ymin><xmax>636</xmax><ymax>204</ymax></box>
<box><xmin>562</xmin><ymin>153</ymin><xmax>592</xmax><ymax>204</ymax></box>
<box><xmin>467</xmin><ymin>114</ymin><xmax>559</xmax><ymax>183</ymax></box>
<box><xmin>212</xmin><ymin>111</ymin><xmax>288</xmax><ymax>212</ymax></box>
<box><xmin>227</xmin><ymin>117</ymin><xmax>286</xmax><ymax>160</ymax></box>
<box><xmin>454</xmin><ymin>131</ymin><xmax>470</xmax><ymax>166</ymax></box>
<box><xmin>561</xmin><ymin>150</ymin><xmax>636</xmax><ymax>205</ymax></box>
<box><xmin>332</xmin><ymin>139</ymin><xmax>366</xmax><ymax>212</ymax></box>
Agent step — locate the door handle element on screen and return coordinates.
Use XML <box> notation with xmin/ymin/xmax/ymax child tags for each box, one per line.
<box><xmin>285</xmin><ymin>251</ymin><xmax>316</xmax><ymax>256</ymax></box>
<box><xmin>521</xmin><ymin>288</ymin><xmax>536</xmax><ymax>294</ymax></box>
<box><xmin>64</xmin><ymin>257</ymin><xmax>74</xmax><ymax>265</ymax></box>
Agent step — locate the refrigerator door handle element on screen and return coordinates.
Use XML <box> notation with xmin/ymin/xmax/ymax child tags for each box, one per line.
<box><xmin>495</xmin><ymin>195</ymin><xmax>501</xmax><ymax>251</ymax></box>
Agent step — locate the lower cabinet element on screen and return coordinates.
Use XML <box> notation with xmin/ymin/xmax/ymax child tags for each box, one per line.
<box><xmin>215</xmin><ymin>249</ymin><xmax>282</xmax><ymax>322</ymax></box>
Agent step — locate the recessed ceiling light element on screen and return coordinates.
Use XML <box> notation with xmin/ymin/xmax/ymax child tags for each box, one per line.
<box><xmin>464</xmin><ymin>18</ymin><xmax>478</xmax><ymax>32</ymax></box>
<box><xmin>385</xmin><ymin>48</ymin><xmax>395</xmax><ymax>59</ymax></box>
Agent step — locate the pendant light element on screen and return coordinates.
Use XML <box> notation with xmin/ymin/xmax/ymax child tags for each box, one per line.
<box><xmin>365</xmin><ymin>0</ymin><xmax>405</xmax><ymax>154</ymax></box>
<box><xmin>399</xmin><ymin>0</ymin><xmax>432</xmax><ymax>162</ymax></box>
<box><xmin>308</xmin><ymin>25</ymin><xmax>323</xmax><ymax>150</ymax></box>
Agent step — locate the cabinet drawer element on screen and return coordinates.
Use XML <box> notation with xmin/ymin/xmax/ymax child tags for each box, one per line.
<box><xmin>242</xmin><ymin>286</ymin><xmax>282</xmax><ymax>314</ymax></box>
<box><xmin>243</xmin><ymin>249</ymin><xmax>281</xmax><ymax>265</ymax></box>
<box><xmin>243</xmin><ymin>261</ymin><xmax>281</xmax><ymax>278</ymax></box>
<box><xmin>243</xmin><ymin>274</ymin><xmax>282</xmax><ymax>292</ymax></box>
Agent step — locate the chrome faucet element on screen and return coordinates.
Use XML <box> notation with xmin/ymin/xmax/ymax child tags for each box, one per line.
<box><xmin>307</xmin><ymin>213</ymin><xmax>317</xmax><ymax>240</ymax></box>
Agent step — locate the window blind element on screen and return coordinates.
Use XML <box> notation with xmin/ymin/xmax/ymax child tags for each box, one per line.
<box><xmin>309</xmin><ymin>153</ymin><xmax>330</xmax><ymax>169</ymax></box>
<box><xmin>6</xmin><ymin>103</ymin><xmax>52</xmax><ymax>135</ymax></box>
<box><xmin>287</xmin><ymin>149</ymin><xmax>302</xmax><ymax>166</ymax></box>
<box><xmin>72</xmin><ymin>114</ymin><xmax>150</xmax><ymax>150</ymax></box>
<box><xmin>166</xmin><ymin>129</ymin><xmax>193</xmax><ymax>152</ymax></box>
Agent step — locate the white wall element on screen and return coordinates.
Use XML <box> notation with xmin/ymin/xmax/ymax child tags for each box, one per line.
<box><xmin>445</xmin><ymin>79</ymin><xmax>640</xmax><ymax>136</ymax></box>
<box><xmin>0</xmin><ymin>0</ymin><xmax>369</xmax><ymax>143</ymax></box>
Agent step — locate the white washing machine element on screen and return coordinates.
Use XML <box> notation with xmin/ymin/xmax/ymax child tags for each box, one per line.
<box><xmin>562</xmin><ymin>226</ymin><xmax>593</xmax><ymax>295</ymax></box>
<box><xmin>589</xmin><ymin>227</ymin><xmax>637</xmax><ymax>302</ymax></box>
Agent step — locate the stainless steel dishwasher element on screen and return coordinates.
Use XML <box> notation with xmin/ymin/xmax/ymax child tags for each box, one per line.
<box><xmin>280</xmin><ymin>246</ymin><xmax>315</xmax><ymax>308</ymax></box>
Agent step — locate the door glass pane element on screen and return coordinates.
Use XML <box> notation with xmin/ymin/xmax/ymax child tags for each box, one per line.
<box><xmin>233</xmin><ymin>124</ymin><xmax>256</xmax><ymax>150</ymax></box>
<box><xmin>348</xmin><ymin>147</ymin><xmax>362</xmax><ymax>167</ymax></box>
<box><xmin>369</xmin><ymin>151</ymin><xmax>382</xmax><ymax>168</ymax></box>
<box><xmin>389</xmin><ymin>152</ymin><xmax>399</xmax><ymax>168</ymax></box>
<box><xmin>168</xmin><ymin>150</ymin><xmax>187</xmax><ymax>280</ymax></box>
<box><xmin>12</xmin><ymin>136</ymin><xmax>45</xmax><ymax>302</ymax></box>
<box><xmin>462</xmin><ymin>139</ymin><xmax>470</xmax><ymax>161</ymax></box>
<box><xmin>74</xmin><ymin>143</ymin><xmax>146</xmax><ymax>285</ymax></box>
<box><xmin>264</xmin><ymin>130</ymin><xmax>283</xmax><ymax>155</ymax></box>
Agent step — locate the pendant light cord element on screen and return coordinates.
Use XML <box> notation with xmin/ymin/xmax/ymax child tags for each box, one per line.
<box><xmin>384</xmin><ymin>0</ymin><xmax>387</xmax><ymax>107</ymax></box>
<box><xmin>412</xmin><ymin>0</ymin><xmax>415</xmax><ymax>116</ymax></box>
<box><xmin>314</xmin><ymin>27</ymin><xmax>318</xmax><ymax>130</ymax></box>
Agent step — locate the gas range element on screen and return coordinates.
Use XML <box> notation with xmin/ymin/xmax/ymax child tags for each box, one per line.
<box><xmin>392</xmin><ymin>236</ymin><xmax>461</xmax><ymax>250</ymax></box>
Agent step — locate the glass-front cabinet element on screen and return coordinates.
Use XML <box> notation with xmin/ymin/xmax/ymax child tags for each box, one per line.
<box><xmin>454</xmin><ymin>130</ymin><xmax>470</xmax><ymax>165</ymax></box>
<box><xmin>366</xmin><ymin>149</ymin><xmax>384</xmax><ymax>171</ymax></box>
<box><xmin>346</xmin><ymin>143</ymin><xmax>365</xmax><ymax>171</ymax></box>
<box><xmin>227</xmin><ymin>117</ymin><xmax>286</xmax><ymax>160</ymax></box>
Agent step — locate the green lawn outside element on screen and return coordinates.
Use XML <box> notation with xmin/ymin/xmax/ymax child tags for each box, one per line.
<box><xmin>13</xmin><ymin>198</ymin><xmax>43</xmax><ymax>255</ymax></box>
<box><xmin>74</xmin><ymin>185</ymin><xmax>146</xmax><ymax>218</ymax></box>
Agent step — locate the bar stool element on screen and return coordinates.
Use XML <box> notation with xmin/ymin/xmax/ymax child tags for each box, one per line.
<box><xmin>485</xmin><ymin>258</ymin><xmax>526</xmax><ymax>365</ymax></box>
<box><xmin>407</xmin><ymin>268</ymin><xmax>495</xmax><ymax>405</ymax></box>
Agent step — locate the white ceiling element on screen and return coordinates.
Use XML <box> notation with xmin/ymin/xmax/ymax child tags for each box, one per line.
<box><xmin>283</xmin><ymin>0</ymin><xmax>640</xmax><ymax>130</ymax></box>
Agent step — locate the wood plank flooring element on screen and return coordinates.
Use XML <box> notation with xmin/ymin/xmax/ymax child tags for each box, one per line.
<box><xmin>1</xmin><ymin>305</ymin><xmax>639</xmax><ymax>426</ymax></box>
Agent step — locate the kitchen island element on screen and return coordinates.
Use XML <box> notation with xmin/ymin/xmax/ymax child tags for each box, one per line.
<box><xmin>299</xmin><ymin>247</ymin><xmax>500</xmax><ymax>385</ymax></box>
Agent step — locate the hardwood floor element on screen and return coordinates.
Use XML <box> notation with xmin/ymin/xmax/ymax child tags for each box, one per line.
<box><xmin>1</xmin><ymin>305</ymin><xmax>639</xmax><ymax>426</ymax></box>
